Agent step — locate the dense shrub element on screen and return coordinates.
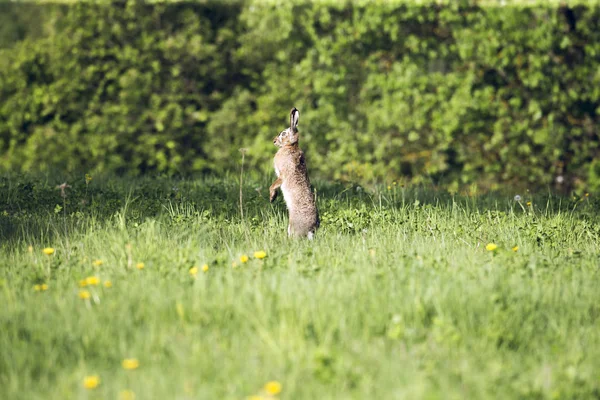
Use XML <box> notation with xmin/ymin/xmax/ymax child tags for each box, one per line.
<box><xmin>0</xmin><ymin>3</ymin><xmax>63</xmax><ymax>49</ymax></box>
<box><xmin>0</xmin><ymin>1</ymin><xmax>599</xmax><ymax>192</ymax></box>
<box><xmin>0</xmin><ymin>2</ymin><xmax>244</xmax><ymax>175</ymax></box>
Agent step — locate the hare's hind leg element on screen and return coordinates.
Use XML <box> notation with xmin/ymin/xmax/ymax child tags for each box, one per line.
<box><xmin>307</xmin><ymin>231</ymin><xmax>314</xmax><ymax>240</ymax></box>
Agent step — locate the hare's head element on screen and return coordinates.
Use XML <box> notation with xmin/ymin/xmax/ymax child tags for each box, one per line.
<box><xmin>273</xmin><ymin>107</ymin><xmax>299</xmax><ymax>147</ymax></box>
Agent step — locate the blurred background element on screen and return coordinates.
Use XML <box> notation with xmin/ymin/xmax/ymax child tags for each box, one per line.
<box><xmin>0</xmin><ymin>0</ymin><xmax>598</xmax><ymax>193</ymax></box>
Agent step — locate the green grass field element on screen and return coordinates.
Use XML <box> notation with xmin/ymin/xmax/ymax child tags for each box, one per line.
<box><xmin>1</xmin><ymin>174</ymin><xmax>599</xmax><ymax>400</ymax></box>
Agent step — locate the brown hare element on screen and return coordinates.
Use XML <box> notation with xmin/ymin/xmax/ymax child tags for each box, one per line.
<box><xmin>269</xmin><ymin>107</ymin><xmax>320</xmax><ymax>239</ymax></box>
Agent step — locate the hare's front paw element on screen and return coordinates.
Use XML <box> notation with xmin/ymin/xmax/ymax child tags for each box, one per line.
<box><xmin>269</xmin><ymin>189</ymin><xmax>278</xmax><ymax>203</ymax></box>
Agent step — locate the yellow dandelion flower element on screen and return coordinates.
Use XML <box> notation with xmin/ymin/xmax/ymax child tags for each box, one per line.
<box><xmin>85</xmin><ymin>276</ymin><xmax>100</xmax><ymax>286</ymax></box>
<box><xmin>485</xmin><ymin>243</ymin><xmax>498</xmax><ymax>252</ymax></box>
<box><xmin>83</xmin><ymin>375</ymin><xmax>100</xmax><ymax>389</ymax></box>
<box><xmin>79</xmin><ymin>280</ymin><xmax>87</xmax><ymax>287</ymax></box>
<box><xmin>120</xmin><ymin>390</ymin><xmax>136</xmax><ymax>400</ymax></box>
<box><xmin>254</xmin><ymin>251</ymin><xmax>267</xmax><ymax>259</ymax></box>
<box><xmin>526</xmin><ymin>201</ymin><xmax>532</xmax><ymax>206</ymax></box>
<box><xmin>34</xmin><ymin>283</ymin><xmax>48</xmax><ymax>291</ymax></box>
<box><xmin>512</xmin><ymin>246</ymin><xmax>519</xmax><ymax>252</ymax></box>
<box><xmin>136</xmin><ymin>262</ymin><xmax>145</xmax><ymax>270</ymax></box>
<box><xmin>122</xmin><ymin>358</ymin><xmax>139</xmax><ymax>370</ymax></box>
<box><xmin>189</xmin><ymin>266</ymin><xmax>198</xmax><ymax>276</ymax></box>
<box><xmin>103</xmin><ymin>281</ymin><xmax>112</xmax><ymax>288</ymax></box>
<box><xmin>28</xmin><ymin>245</ymin><xmax>33</xmax><ymax>253</ymax></box>
<box><xmin>92</xmin><ymin>259</ymin><xmax>103</xmax><ymax>267</ymax></box>
<box><xmin>240</xmin><ymin>255</ymin><xmax>249</xmax><ymax>263</ymax></box>
<box><xmin>585</xmin><ymin>193</ymin><xmax>589</xmax><ymax>197</ymax></box>
<box><xmin>247</xmin><ymin>396</ymin><xmax>263</xmax><ymax>400</ymax></box>
<box><xmin>264</xmin><ymin>381</ymin><xmax>282</xmax><ymax>396</ymax></box>
<box><xmin>78</xmin><ymin>290</ymin><xmax>91</xmax><ymax>300</ymax></box>
<box><xmin>387</xmin><ymin>185</ymin><xmax>391</xmax><ymax>190</ymax></box>
<box><xmin>202</xmin><ymin>264</ymin><xmax>209</xmax><ymax>273</ymax></box>
<box><xmin>42</xmin><ymin>247</ymin><xmax>55</xmax><ymax>256</ymax></box>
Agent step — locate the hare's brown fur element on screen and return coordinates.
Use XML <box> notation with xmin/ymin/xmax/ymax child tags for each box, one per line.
<box><xmin>269</xmin><ymin>108</ymin><xmax>319</xmax><ymax>238</ymax></box>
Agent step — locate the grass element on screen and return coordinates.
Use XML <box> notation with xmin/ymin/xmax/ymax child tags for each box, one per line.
<box><xmin>0</xmin><ymin>173</ymin><xmax>599</xmax><ymax>400</ymax></box>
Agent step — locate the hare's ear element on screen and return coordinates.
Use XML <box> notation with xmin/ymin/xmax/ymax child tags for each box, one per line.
<box><xmin>290</xmin><ymin>107</ymin><xmax>299</xmax><ymax>131</ymax></box>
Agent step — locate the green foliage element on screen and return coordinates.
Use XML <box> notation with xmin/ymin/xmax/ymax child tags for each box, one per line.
<box><xmin>1</xmin><ymin>174</ymin><xmax>600</xmax><ymax>398</ymax></box>
<box><xmin>0</xmin><ymin>3</ymin><xmax>64</xmax><ymax>49</ymax></box>
<box><xmin>0</xmin><ymin>2</ymin><xmax>245</xmax><ymax>176</ymax></box>
<box><xmin>0</xmin><ymin>2</ymin><xmax>599</xmax><ymax>191</ymax></box>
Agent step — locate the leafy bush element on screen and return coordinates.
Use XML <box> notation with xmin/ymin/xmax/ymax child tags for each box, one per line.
<box><xmin>0</xmin><ymin>1</ymin><xmax>598</xmax><ymax>192</ymax></box>
<box><xmin>0</xmin><ymin>1</ymin><xmax>244</xmax><ymax>175</ymax></box>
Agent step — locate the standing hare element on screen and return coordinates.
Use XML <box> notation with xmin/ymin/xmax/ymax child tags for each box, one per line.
<box><xmin>270</xmin><ymin>107</ymin><xmax>320</xmax><ymax>239</ymax></box>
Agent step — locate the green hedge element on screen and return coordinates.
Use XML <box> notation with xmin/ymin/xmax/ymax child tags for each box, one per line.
<box><xmin>1</xmin><ymin>1</ymin><xmax>599</xmax><ymax>191</ymax></box>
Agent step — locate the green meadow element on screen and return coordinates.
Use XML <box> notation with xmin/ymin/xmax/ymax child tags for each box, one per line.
<box><xmin>1</xmin><ymin>174</ymin><xmax>599</xmax><ymax>399</ymax></box>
